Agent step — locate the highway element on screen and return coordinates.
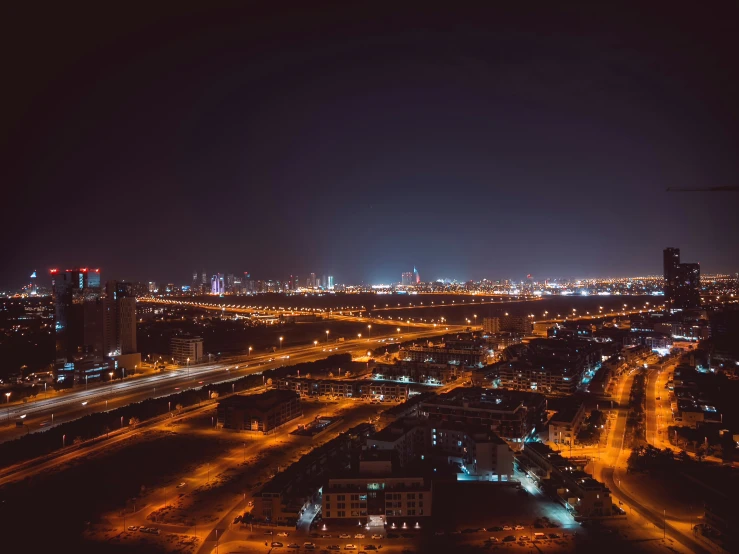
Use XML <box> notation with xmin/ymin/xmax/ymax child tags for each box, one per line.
<box><xmin>0</xmin><ymin>326</ymin><xmax>460</xmax><ymax>443</ymax></box>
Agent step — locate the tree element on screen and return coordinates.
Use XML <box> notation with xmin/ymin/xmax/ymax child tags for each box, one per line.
<box><xmin>266</xmin><ymin>378</ymin><xmax>273</xmax><ymax>387</ymax></box>
<box><xmin>129</xmin><ymin>417</ymin><xmax>140</xmax><ymax>428</ymax></box>
<box><xmin>695</xmin><ymin>445</ymin><xmax>706</xmax><ymax>462</ymax></box>
<box><xmin>176</xmin><ymin>403</ymin><xmax>183</xmax><ymax>412</ymax></box>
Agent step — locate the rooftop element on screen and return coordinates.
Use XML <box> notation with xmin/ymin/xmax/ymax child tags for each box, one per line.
<box><xmin>220</xmin><ymin>389</ymin><xmax>299</xmax><ymax>412</ymax></box>
<box><xmin>421</xmin><ymin>386</ymin><xmax>545</xmax><ymax>412</ymax></box>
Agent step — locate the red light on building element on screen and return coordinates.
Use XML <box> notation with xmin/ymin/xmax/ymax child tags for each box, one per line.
<box><xmin>49</xmin><ymin>268</ymin><xmax>58</xmax><ymax>274</ymax></box>
<box><xmin>95</xmin><ymin>269</ymin><xmax>100</xmax><ymax>273</ymax></box>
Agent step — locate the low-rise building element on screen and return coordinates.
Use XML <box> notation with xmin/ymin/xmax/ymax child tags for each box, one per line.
<box><xmin>522</xmin><ymin>441</ymin><xmax>613</xmax><ymax>519</ymax></box>
<box><xmin>170</xmin><ymin>335</ymin><xmax>204</xmax><ymax>364</ymax></box>
<box><xmin>275</xmin><ymin>376</ymin><xmax>409</xmax><ymax>401</ymax></box>
<box><xmin>400</xmin><ymin>343</ymin><xmax>487</xmax><ymax>366</ymax></box>
<box><xmin>418</xmin><ymin>387</ymin><xmax>546</xmax><ymax>443</ymax></box>
<box><xmin>322</xmin><ymin>451</ymin><xmax>432</xmax><ymax>526</ymax></box>
<box><xmin>548</xmin><ymin>400</ymin><xmax>586</xmax><ymax>447</ymax></box>
<box><xmin>217</xmin><ymin>389</ymin><xmax>301</xmax><ymax>433</ymax></box>
<box><xmin>253</xmin><ymin>422</ymin><xmax>373</xmax><ymax>522</ymax></box>
<box><xmin>374</xmin><ymin>361</ymin><xmax>462</xmax><ymax>385</ymax></box>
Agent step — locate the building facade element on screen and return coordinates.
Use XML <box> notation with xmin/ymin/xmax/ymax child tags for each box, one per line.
<box><xmin>170</xmin><ymin>335</ymin><xmax>204</xmax><ymax>363</ymax></box>
<box><xmin>217</xmin><ymin>389</ymin><xmax>302</xmax><ymax>433</ymax></box>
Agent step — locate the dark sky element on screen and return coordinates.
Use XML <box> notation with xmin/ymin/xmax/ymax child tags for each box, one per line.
<box><xmin>2</xmin><ymin>2</ymin><xmax>739</xmax><ymax>288</ymax></box>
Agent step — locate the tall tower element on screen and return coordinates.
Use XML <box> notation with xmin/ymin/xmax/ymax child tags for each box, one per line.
<box><xmin>663</xmin><ymin>247</ymin><xmax>680</xmax><ymax>306</ymax></box>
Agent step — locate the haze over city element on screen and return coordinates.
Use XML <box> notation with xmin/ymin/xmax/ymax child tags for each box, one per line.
<box><xmin>2</xmin><ymin>4</ymin><xmax>739</xmax><ymax>554</ymax></box>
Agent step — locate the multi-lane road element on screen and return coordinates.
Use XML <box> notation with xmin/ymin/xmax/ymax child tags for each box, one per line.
<box><xmin>0</xmin><ymin>326</ymin><xmax>460</xmax><ymax>444</ymax></box>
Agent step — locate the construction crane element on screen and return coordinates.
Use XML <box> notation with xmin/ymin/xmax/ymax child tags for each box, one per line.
<box><xmin>666</xmin><ymin>186</ymin><xmax>739</xmax><ymax>192</ymax></box>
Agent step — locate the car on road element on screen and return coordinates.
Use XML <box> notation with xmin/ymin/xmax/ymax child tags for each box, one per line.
<box><xmin>487</xmin><ymin>537</ymin><xmax>499</xmax><ymax>543</ymax></box>
<box><xmin>264</xmin><ymin>531</ymin><xmax>274</xmax><ymax>535</ymax></box>
<box><xmin>339</xmin><ymin>534</ymin><xmax>350</xmax><ymax>539</ymax></box>
<box><xmin>271</xmin><ymin>542</ymin><xmax>284</xmax><ymax>548</ymax></box>
<box><xmin>486</xmin><ymin>526</ymin><xmax>503</xmax><ymax>532</ymax></box>
<box><xmin>515</xmin><ymin>525</ymin><xmax>525</xmax><ymax>530</ymax></box>
<box><xmin>519</xmin><ymin>535</ymin><xmax>530</xmax><ymax>542</ymax></box>
<box><xmin>344</xmin><ymin>545</ymin><xmax>357</xmax><ymax>550</ymax></box>
<box><xmin>304</xmin><ymin>543</ymin><xmax>316</xmax><ymax>550</ymax></box>
<box><xmin>503</xmin><ymin>535</ymin><xmax>516</xmax><ymax>542</ymax></box>
<box><xmin>354</xmin><ymin>533</ymin><xmax>365</xmax><ymax>539</ymax></box>
<box><xmin>364</xmin><ymin>545</ymin><xmax>377</xmax><ymax>550</ymax></box>
<box><xmin>176</xmin><ymin>482</ymin><xmax>186</xmax><ymax>488</ymax></box>
<box><xmin>327</xmin><ymin>545</ymin><xmax>340</xmax><ymax>551</ymax></box>
<box><xmin>322</xmin><ymin>534</ymin><xmax>333</xmax><ymax>538</ymax></box>
<box><xmin>127</xmin><ymin>526</ymin><xmax>138</xmax><ymax>531</ymax></box>
<box><xmin>371</xmin><ymin>534</ymin><xmax>383</xmax><ymax>539</ymax></box>
<box><xmin>548</xmin><ymin>533</ymin><xmax>561</xmax><ymax>539</ymax></box>
<box><xmin>502</xmin><ymin>525</ymin><xmax>512</xmax><ymax>531</ymax></box>
<box><xmin>277</xmin><ymin>532</ymin><xmax>289</xmax><ymax>537</ymax></box>
<box><xmin>288</xmin><ymin>544</ymin><xmax>300</xmax><ymax>549</ymax></box>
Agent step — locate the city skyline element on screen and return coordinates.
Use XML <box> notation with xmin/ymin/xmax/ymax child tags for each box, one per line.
<box><xmin>3</xmin><ymin>253</ymin><xmax>737</xmax><ymax>294</ymax></box>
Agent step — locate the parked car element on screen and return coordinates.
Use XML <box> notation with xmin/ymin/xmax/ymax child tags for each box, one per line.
<box><xmin>339</xmin><ymin>534</ymin><xmax>351</xmax><ymax>539</ymax></box>
<box><xmin>271</xmin><ymin>542</ymin><xmax>284</xmax><ymax>548</ymax></box>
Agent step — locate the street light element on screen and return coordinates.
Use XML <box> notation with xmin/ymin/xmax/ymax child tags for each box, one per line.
<box><xmin>314</xmin><ymin>340</ymin><xmax>318</xmax><ymax>347</ymax></box>
<box><xmin>109</xmin><ymin>372</ymin><xmax>114</xmax><ymax>394</ymax></box>
<box><xmin>326</xmin><ymin>330</ymin><xmax>330</xmax><ymax>343</ymax></box>
<box><xmin>279</xmin><ymin>336</ymin><xmax>283</xmax><ymax>350</ymax></box>
<box><xmin>248</xmin><ymin>346</ymin><xmax>253</xmax><ymax>356</ymax></box>
<box><xmin>5</xmin><ymin>392</ymin><xmax>10</xmax><ymax>421</ymax></box>
<box><xmin>367</xmin><ymin>324</ymin><xmax>371</xmax><ymax>341</ymax></box>
<box><xmin>187</xmin><ymin>357</ymin><xmax>190</xmax><ymax>377</ymax></box>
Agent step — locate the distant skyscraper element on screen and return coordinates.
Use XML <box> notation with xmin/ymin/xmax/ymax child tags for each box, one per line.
<box><xmin>211</xmin><ymin>274</ymin><xmax>225</xmax><ymax>294</ymax></box>
<box><xmin>663</xmin><ymin>248</ymin><xmax>701</xmax><ymax>310</ymax></box>
<box><xmin>327</xmin><ymin>275</ymin><xmax>334</xmax><ymax>290</ymax></box>
<box><xmin>401</xmin><ymin>272</ymin><xmax>413</xmax><ymax>286</ymax></box>
<box><xmin>309</xmin><ymin>273</ymin><xmax>316</xmax><ymax>288</ymax></box>
<box><xmin>413</xmin><ymin>266</ymin><xmax>420</xmax><ymax>284</ymax></box>
<box><xmin>148</xmin><ymin>281</ymin><xmax>157</xmax><ymax>293</ymax></box>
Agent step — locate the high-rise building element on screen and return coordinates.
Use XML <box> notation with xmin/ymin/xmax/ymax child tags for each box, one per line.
<box><xmin>51</xmin><ymin>268</ymin><xmax>102</xmax><ymax>363</ymax></box>
<box><xmin>51</xmin><ymin>270</ymin><xmax>140</xmax><ymax>384</ymax></box>
<box><xmin>663</xmin><ymin>248</ymin><xmax>701</xmax><ymax>310</ymax></box>
<box><xmin>327</xmin><ymin>275</ymin><xmax>334</xmax><ymax>290</ymax></box>
<box><xmin>401</xmin><ymin>272</ymin><xmax>414</xmax><ymax>286</ymax></box>
<box><xmin>201</xmin><ymin>270</ymin><xmax>207</xmax><ymax>285</ymax></box>
<box><xmin>413</xmin><ymin>266</ymin><xmax>420</xmax><ymax>284</ymax></box>
<box><xmin>663</xmin><ymin>247</ymin><xmax>680</xmax><ymax>301</ymax></box>
<box><xmin>148</xmin><ymin>281</ymin><xmax>157</xmax><ymax>293</ymax></box>
<box><xmin>104</xmin><ymin>281</ymin><xmax>137</xmax><ymax>356</ymax></box>
<box><xmin>309</xmin><ymin>273</ymin><xmax>316</xmax><ymax>288</ymax></box>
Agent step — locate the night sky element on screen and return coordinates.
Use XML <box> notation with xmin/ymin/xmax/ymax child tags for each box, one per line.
<box><xmin>2</xmin><ymin>3</ymin><xmax>739</xmax><ymax>287</ymax></box>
